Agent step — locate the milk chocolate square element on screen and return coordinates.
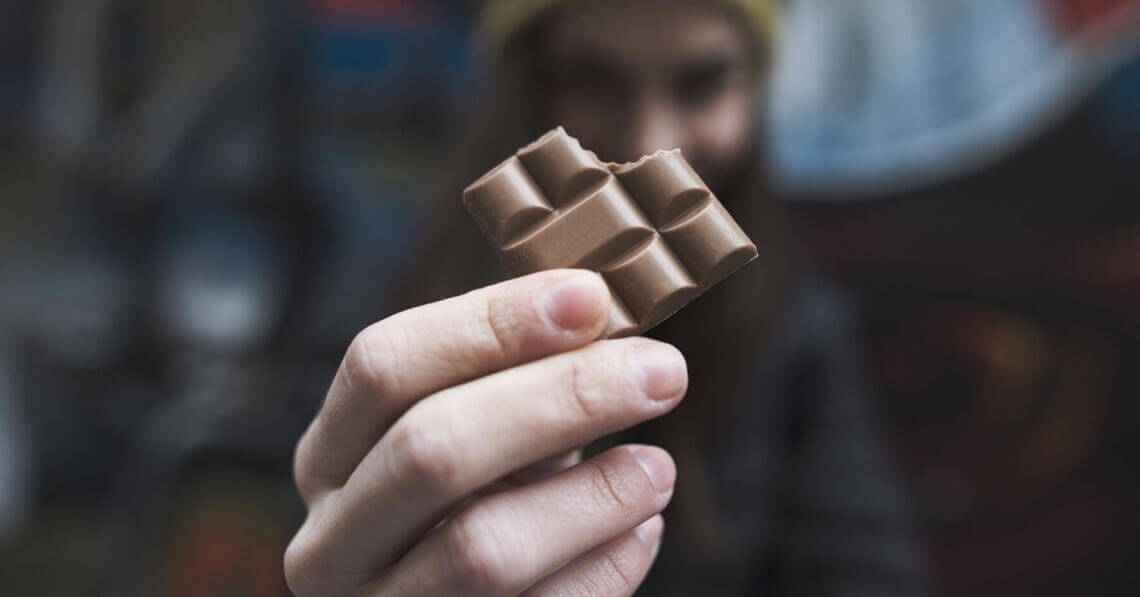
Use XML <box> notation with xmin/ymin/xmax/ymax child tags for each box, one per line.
<box><xmin>464</xmin><ymin>127</ymin><xmax>757</xmax><ymax>337</ymax></box>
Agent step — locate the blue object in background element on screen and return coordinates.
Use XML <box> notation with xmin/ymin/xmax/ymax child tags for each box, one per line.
<box><xmin>309</xmin><ymin>1</ymin><xmax>476</xmax><ymax>119</ymax></box>
<box><xmin>767</xmin><ymin>0</ymin><xmax>1140</xmax><ymax>199</ymax></box>
<box><xmin>1097</xmin><ymin>57</ymin><xmax>1140</xmax><ymax>184</ymax></box>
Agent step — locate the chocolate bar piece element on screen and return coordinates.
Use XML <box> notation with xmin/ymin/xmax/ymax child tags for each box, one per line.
<box><xmin>463</xmin><ymin>127</ymin><xmax>757</xmax><ymax>337</ymax></box>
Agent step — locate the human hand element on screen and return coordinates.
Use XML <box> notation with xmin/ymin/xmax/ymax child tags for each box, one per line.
<box><xmin>285</xmin><ymin>269</ymin><xmax>687</xmax><ymax>596</ymax></box>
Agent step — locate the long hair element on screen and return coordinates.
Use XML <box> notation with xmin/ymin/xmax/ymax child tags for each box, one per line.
<box><xmin>396</xmin><ymin>17</ymin><xmax>797</xmax><ymax>562</ymax></box>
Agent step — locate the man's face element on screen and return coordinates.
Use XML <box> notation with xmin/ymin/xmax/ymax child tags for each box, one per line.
<box><xmin>543</xmin><ymin>0</ymin><xmax>759</xmax><ymax>196</ymax></box>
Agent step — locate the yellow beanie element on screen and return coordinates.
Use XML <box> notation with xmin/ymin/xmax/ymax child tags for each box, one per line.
<box><xmin>478</xmin><ymin>0</ymin><xmax>778</xmax><ymax>53</ymax></box>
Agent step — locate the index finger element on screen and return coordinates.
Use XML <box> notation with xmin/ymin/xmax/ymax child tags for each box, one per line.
<box><xmin>295</xmin><ymin>269</ymin><xmax>612</xmax><ymax>501</ymax></box>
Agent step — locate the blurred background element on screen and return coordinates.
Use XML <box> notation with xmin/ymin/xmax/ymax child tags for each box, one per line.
<box><xmin>0</xmin><ymin>0</ymin><xmax>1138</xmax><ymax>595</ymax></box>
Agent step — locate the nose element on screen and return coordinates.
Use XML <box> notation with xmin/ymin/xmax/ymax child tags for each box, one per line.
<box><xmin>628</xmin><ymin>97</ymin><xmax>684</xmax><ymax>160</ymax></box>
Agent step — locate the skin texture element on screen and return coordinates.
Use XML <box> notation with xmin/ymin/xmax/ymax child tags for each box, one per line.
<box><xmin>286</xmin><ymin>1</ymin><xmax>759</xmax><ymax>594</ymax></box>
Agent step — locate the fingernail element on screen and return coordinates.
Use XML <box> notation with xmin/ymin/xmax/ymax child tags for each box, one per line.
<box><xmin>629</xmin><ymin>445</ymin><xmax>676</xmax><ymax>495</ymax></box>
<box><xmin>634</xmin><ymin>515</ymin><xmax>664</xmax><ymax>553</ymax></box>
<box><xmin>628</xmin><ymin>342</ymin><xmax>687</xmax><ymax>401</ymax></box>
<box><xmin>539</xmin><ymin>272</ymin><xmax>607</xmax><ymax>332</ymax></box>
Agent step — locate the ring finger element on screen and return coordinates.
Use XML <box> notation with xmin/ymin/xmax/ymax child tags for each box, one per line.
<box><xmin>368</xmin><ymin>444</ymin><xmax>675</xmax><ymax>596</ymax></box>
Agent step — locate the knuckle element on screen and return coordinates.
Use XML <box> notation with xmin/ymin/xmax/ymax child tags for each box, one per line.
<box><xmin>293</xmin><ymin>440</ymin><xmax>320</xmax><ymax>504</ymax></box>
<box><xmin>283</xmin><ymin>528</ymin><xmax>325</xmax><ymax>597</ymax></box>
<box><xmin>598</xmin><ymin>548</ymin><xmax>637</xmax><ymax>595</ymax></box>
<box><xmin>477</xmin><ymin>291</ymin><xmax>522</xmax><ymax>361</ymax></box>
<box><xmin>343</xmin><ymin>322</ymin><xmax>403</xmax><ymax>399</ymax></box>
<box><xmin>293</xmin><ymin>426</ymin><xmax>337</xmax><ymax>505</ymax></box>
<box><xmin>563</xmin><ymin>351</ymin><xmax>610</xmax><ymax>422</ymax></box>
<box><xmin>587</xmin><ymin>457</ymin><xmax>647</xmax><ymax>514</ymax></box>
<box><xmin>443</xmin><ymin>511</ymin><xmax>513</xmax><ymax>593</ymax></box>
<box><xmin>523</xmin><ymin>579</ymin><xmax>594</xmax><ymax>597</ymax></box>
<box><xmin>386</xmin><ymin>418</ymin><xmax>464</xmax><ymax>495</ymax></box>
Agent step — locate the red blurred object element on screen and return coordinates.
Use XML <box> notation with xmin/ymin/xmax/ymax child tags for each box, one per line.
<box><xmin>165</xmin><ymin>494</ymin><xmax>293</xmax><ymax>597</ymax></box>
<box><xmin>310</xmin><ymin>0</ymin><xmax>431</xmax><ymax>21</ymax></box>
<box><xmin>1045</xmin><ymin>0</ymin><xmax>1140</xmax><ymax>34</ymax></box>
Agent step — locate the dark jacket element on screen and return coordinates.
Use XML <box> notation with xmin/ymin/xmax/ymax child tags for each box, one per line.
<box><xmin>639</xmin><ymin>274</ymin><xmax>928</xmax><ymax>596</ymax></box>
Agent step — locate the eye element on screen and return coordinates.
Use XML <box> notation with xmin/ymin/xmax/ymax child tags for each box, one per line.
<box><xmin>544</xmin><ymin>55</ymin><xmax>633</xmax><ymax>115</ymax></box>
<box><xmin>548</xmin><ymin>56</ymin><xmax>627</xmax><ymax>101</ymax></box>
<box><xmin>672</xmin><ymin>58</ymin><xmax>736</xmax><ymax>109</ymax></box>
